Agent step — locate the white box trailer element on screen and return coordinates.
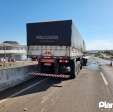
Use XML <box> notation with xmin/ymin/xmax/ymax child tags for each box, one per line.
<box><xmin>26</xmin><ymin>20</ymin><xmax>85</xmax><ymax>79</ymax></box>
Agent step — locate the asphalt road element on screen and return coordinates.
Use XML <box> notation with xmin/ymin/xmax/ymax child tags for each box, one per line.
<box><xmin>0</xmin><ymin>57</ymin><xmax>113</xmax><ymax>112</ymax></box>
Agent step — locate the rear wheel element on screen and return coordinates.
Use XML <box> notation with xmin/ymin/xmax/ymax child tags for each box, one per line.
<box><xmin>69</xmin><ymin>59</ymin><xmax>76</xmax><ymax>79</ymax></box>
<box><xmin>57</xmin><ymin>59</ymin><xmax>76</xmax><ymax>79</ymax></box>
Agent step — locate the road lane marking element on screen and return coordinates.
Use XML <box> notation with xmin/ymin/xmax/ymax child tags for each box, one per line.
<box><xmin>100</xmin><ymin>72</ymin><xmax>108</xmax><ymax>86</ymax></box>
<box><xmin>10</xmin><ymin>78</ymin><xmax>48</xmax><ymax>97</ymax></box>
<box><xmin>0</xmin><ymin>78</ymin><xmax>48</xmax><ymax>104</ymax></box>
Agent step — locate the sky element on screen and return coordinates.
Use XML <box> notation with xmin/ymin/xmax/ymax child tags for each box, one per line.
<box><xmin>0</xmin><ymin>0</ymin><xmax>113</xmax><ymax>50</ymax></box>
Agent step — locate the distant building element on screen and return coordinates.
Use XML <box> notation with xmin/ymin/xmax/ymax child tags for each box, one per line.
<box><xmin>0</xmin><ymin>41</ymin><xmax>27</xmax><ymax>61</ymax></box>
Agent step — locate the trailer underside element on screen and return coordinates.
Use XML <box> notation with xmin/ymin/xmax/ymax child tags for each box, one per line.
<box><xmin>30</xmin><ymin>56</ymin><xmax>76</xmax><ymax>79</ymax></box>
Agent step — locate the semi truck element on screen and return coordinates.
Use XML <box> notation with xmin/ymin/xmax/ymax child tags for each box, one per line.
<box><xmin>27</xmin><ymin>20</ymin><xmax>85</xmax><ymax>79</ymax></box>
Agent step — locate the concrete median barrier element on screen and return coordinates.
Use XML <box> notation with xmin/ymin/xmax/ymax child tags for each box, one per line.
<box><xmin>0</xmin><ymin>65</ymin><xmax>38</xmax><ymax>92</ymax></box>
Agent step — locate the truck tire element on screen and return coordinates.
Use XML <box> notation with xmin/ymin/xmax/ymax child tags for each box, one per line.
<box><xmin>69</xmin><ymin>59</ymin><xmax>76</xmax><ymax>79</ymax></box>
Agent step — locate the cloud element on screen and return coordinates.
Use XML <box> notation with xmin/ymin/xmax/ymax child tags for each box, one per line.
<box><xmin>86</xmin><ymin>39</ymin><xmax>113</xmax><ymax>50</ymax></box>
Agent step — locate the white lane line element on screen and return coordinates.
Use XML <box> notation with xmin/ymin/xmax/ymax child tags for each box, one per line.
<box><xmin>0</xmin><ymin>78</ymin><xmax>48</xmax><ymax>104</ymax></box>
<box><xmin>100</xmin><ymin>72</ymin><xmax>108</xmax><ymax>86</ymax></box>
<box><xmin>10</xmin><ymin>78</ymin><xmax>48</xmax><ymax>97</ymax></box>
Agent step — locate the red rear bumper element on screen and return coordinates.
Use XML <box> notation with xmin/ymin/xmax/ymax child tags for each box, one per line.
<box><xmin>30</xmin><ymin>72</ymin><xmax>70</xmax><ymax>78</ymax></box>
